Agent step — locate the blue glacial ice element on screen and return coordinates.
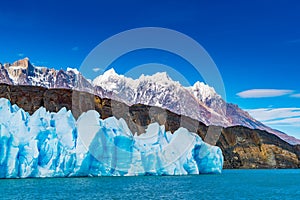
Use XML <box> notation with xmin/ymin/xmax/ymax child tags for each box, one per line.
<box><xmin>0</xmin><ymin>98</ymin><xmax>223</xmax><ymax>178</ymax></box>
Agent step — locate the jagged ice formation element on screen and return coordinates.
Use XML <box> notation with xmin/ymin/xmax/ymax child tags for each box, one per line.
<box><xmin>0</xmin><ymin>98</ymin><xmax>223</xmax><ymax>178</ymax></box>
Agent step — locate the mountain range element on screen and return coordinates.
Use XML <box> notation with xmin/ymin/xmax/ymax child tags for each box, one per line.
<box><xmin>1</xmin><ymin>58</ymin><xmax>299</xmax><ymax>145</ymax></box>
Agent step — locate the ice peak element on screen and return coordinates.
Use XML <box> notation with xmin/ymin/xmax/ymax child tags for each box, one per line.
<box><xmin>103</xmin><ymin>68</ymin><xmax>118</xmax><ymax>77</ymax></box>
<box><xmin>137</xmin><ymin>72</ymin><xmax>174</xmax><ymax>85</ymax></box>
<box><xmin>193</xmin><ymin>81</ymin><xmax>205</xmax><ymax>88</ymax></box>
<box><xmin>151</xmin><ymin>71</ymin><xmax>171</xmax><ymax>80</ymax></box>
<box><xmin>184</xmin><ymin>81</ymin><xmax>222</xmax><ymax>104</ymax></box>
<box><xmin>192</xmin><ymin>81</ymin><xmax>217</xmax><ymax>94</ymax></box>
<box><xmin>93</xmin><ymin>68</ymin><xmax>125</xmax><ymax>87</ymax></box>
<box><xmin>67</xmin><ymin>67</ymin><xmax>80</xmax><ymax>75</ymax></box>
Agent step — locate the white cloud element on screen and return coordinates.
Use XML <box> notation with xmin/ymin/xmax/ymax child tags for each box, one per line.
<box><xmin>72</xmin><ymin>46</ymin><xmax>79</xmax><ymax>51</ymax></box>
<box><xmin>92</xmin><ymin>67</ymin><xmax>101</xmax><ymax>72</ymax></box>
<box><xmin>247</xmin><ymin>108</ymin><xmax>300</xmax><ymax>127</ymax></box>
<box><xmin>18</xmin><ymin>53</ymin><xmax>24</xmax><ymax>57</ymax></box>
<box><xmin>237</xmin><ymin>89</ymin><xmax>293</xmax><ymax>98</ymax></box>
<box><xmin>265</xmin><ymin>117</ymin><xmax>300</xmax><ymax>126</ymax></box>
<box><xmin>291</xmin><ymin>93</ymin><xmax>300</xmax><ymax>98</ymax></box>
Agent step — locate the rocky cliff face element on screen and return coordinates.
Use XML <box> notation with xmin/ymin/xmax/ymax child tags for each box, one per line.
<box><xmin>0</xmin><ymin>83</ymin><xmax>299</xmax><ymax>169</ymax></box>
<box><xmin>218</xmin><ymin>127</ymin><xmax>300</xmax><ymax>168</ymax></box>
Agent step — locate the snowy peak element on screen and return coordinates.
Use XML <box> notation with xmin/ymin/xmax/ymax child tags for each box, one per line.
<box><xmin>93</xmin><ymin>69</ymin><xmax>177</xmax><ymax>95</ymax></box>
<box><xmin>143</xmin><ymin>71</ymin><xmax>172</xmax><ymax>82</ymax></box>
<box><xmin>93</xmin><ymin>68</ymin><xmax>220</xmax><ymax>105</ymax></box>
<box><xmin>67</xmin><ymin>67</ymin><xmax>80</xmax><ymax>75</ymax></box>
<box><xmin>94</xmin><ymin>69</ymin><xmax>214</xmax><ymax>96</ymax></box>
<box><xmin>92</xmin><ymin>69</ymin><xmax>227</xmax><ymax>125</ymax></box>
<box><xmin>94</xmin><ymin>68</ymin><xmax>123</xmax><ymax>83</ymax></box>
<box><xmin>187</xmin><ymin>81</ymin><xmax>221</xmax><ymax>103</ymax></box>
<box><xmin>104</xmin><ymin>68</ymin><xmax>117</xmax><ymax>76</ymax></box>
<box><xmin>94</xmin><ymin>69</ymin><xmax>178</xmax><ymax>89</ymax></box>
<box><xmin>191</xmin><ymin>81</ymin><xmax>218</xmax><ymax>96</ymax></box>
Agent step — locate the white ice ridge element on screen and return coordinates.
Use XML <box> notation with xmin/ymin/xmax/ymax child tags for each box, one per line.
<box><xmin>0</xmin><ymin>98</ymin><xmax>223</xmax><ymax>178</ymax></box>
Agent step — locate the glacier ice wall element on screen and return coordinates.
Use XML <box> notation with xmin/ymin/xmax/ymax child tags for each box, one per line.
<box><xmin>0</xmin><ymin>98</ymin><xmax>223</xmax><ymax>178</ymax></box>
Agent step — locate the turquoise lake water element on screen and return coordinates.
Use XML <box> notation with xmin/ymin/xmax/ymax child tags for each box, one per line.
<box><xmin>1</xmin><ymin>169</ymin><xmax>300</xmax><ymax>200</ymax></box>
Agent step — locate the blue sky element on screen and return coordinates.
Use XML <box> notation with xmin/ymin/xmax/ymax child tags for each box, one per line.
<box><xmin>0</xmin><ymin>0</ymin><xmax>299</xmax><ymax>137</ymax></box>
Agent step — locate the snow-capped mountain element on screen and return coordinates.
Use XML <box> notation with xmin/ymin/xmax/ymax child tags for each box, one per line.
<box><xmin>92</xmin><ymin>68</ymin><xmax>261</xmax><ymax>127</ymax></box>
<box><xmin>93</xmin><ymin>69</ymin><xmax>227</xmax><ymax>126</ymax></box>
<box><xmin>1</xmin><ymin>58</ymin><xmax>299</xmax><ymax>144</ymax></box>
<box><xmin>93</xmin><ymin>69</ymin><xmax>300</xmax><ymax>145</ymax></box>
<box><xmin>0</xmin><ymin>57</ymin><xmax>93</xmax><ymax>92</ymax></box>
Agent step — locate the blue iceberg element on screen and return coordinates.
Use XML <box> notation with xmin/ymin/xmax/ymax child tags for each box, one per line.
<box><xmin>0</xmin><ymin>98</ymin><xmax>223</xmax><ymax>178</ymax></box>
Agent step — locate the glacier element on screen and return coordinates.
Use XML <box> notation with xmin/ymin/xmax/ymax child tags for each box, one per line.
<box><xmin>0</xmin><ymin>98</ymin><xmax>223</xmax><ymax>178</ymax></box>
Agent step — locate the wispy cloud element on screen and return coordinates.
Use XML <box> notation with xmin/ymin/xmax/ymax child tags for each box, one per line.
<box><xmin>92</xmin><ymin>67</ymin><xmax>101</xmax><ymax>72</ymax></box>
<box><xmin>18</xmin><ymin>53</ymin><xmax>24</xmax><ymax>57</ymax></box>
<box><xmin>265</xmin><ymin>118</ymin><xmax>300</xmax><ymax>126</ymax></box>
<box><xmin>291</xmin><ymin>93</ymin><xmax>300</xmax><ymax>98</ymax></box>
<box><xmin>237</xmin><ymin>89</ymin><xmax>293</xmax><ymax>98</ymax></box>
<box><xmin>247</xmin><ymin>108</ymin><xmax>300</xmax><ymax>121</ymax></box>
<box><xmin>71</xmin><ymin>46</ymin><xmax>79</xmax><ymax>51</ymax></box>
<box><xmin>247</xmin><ymin>108</ymin><xmax>300</xmax><ymax>127</ymax></box>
